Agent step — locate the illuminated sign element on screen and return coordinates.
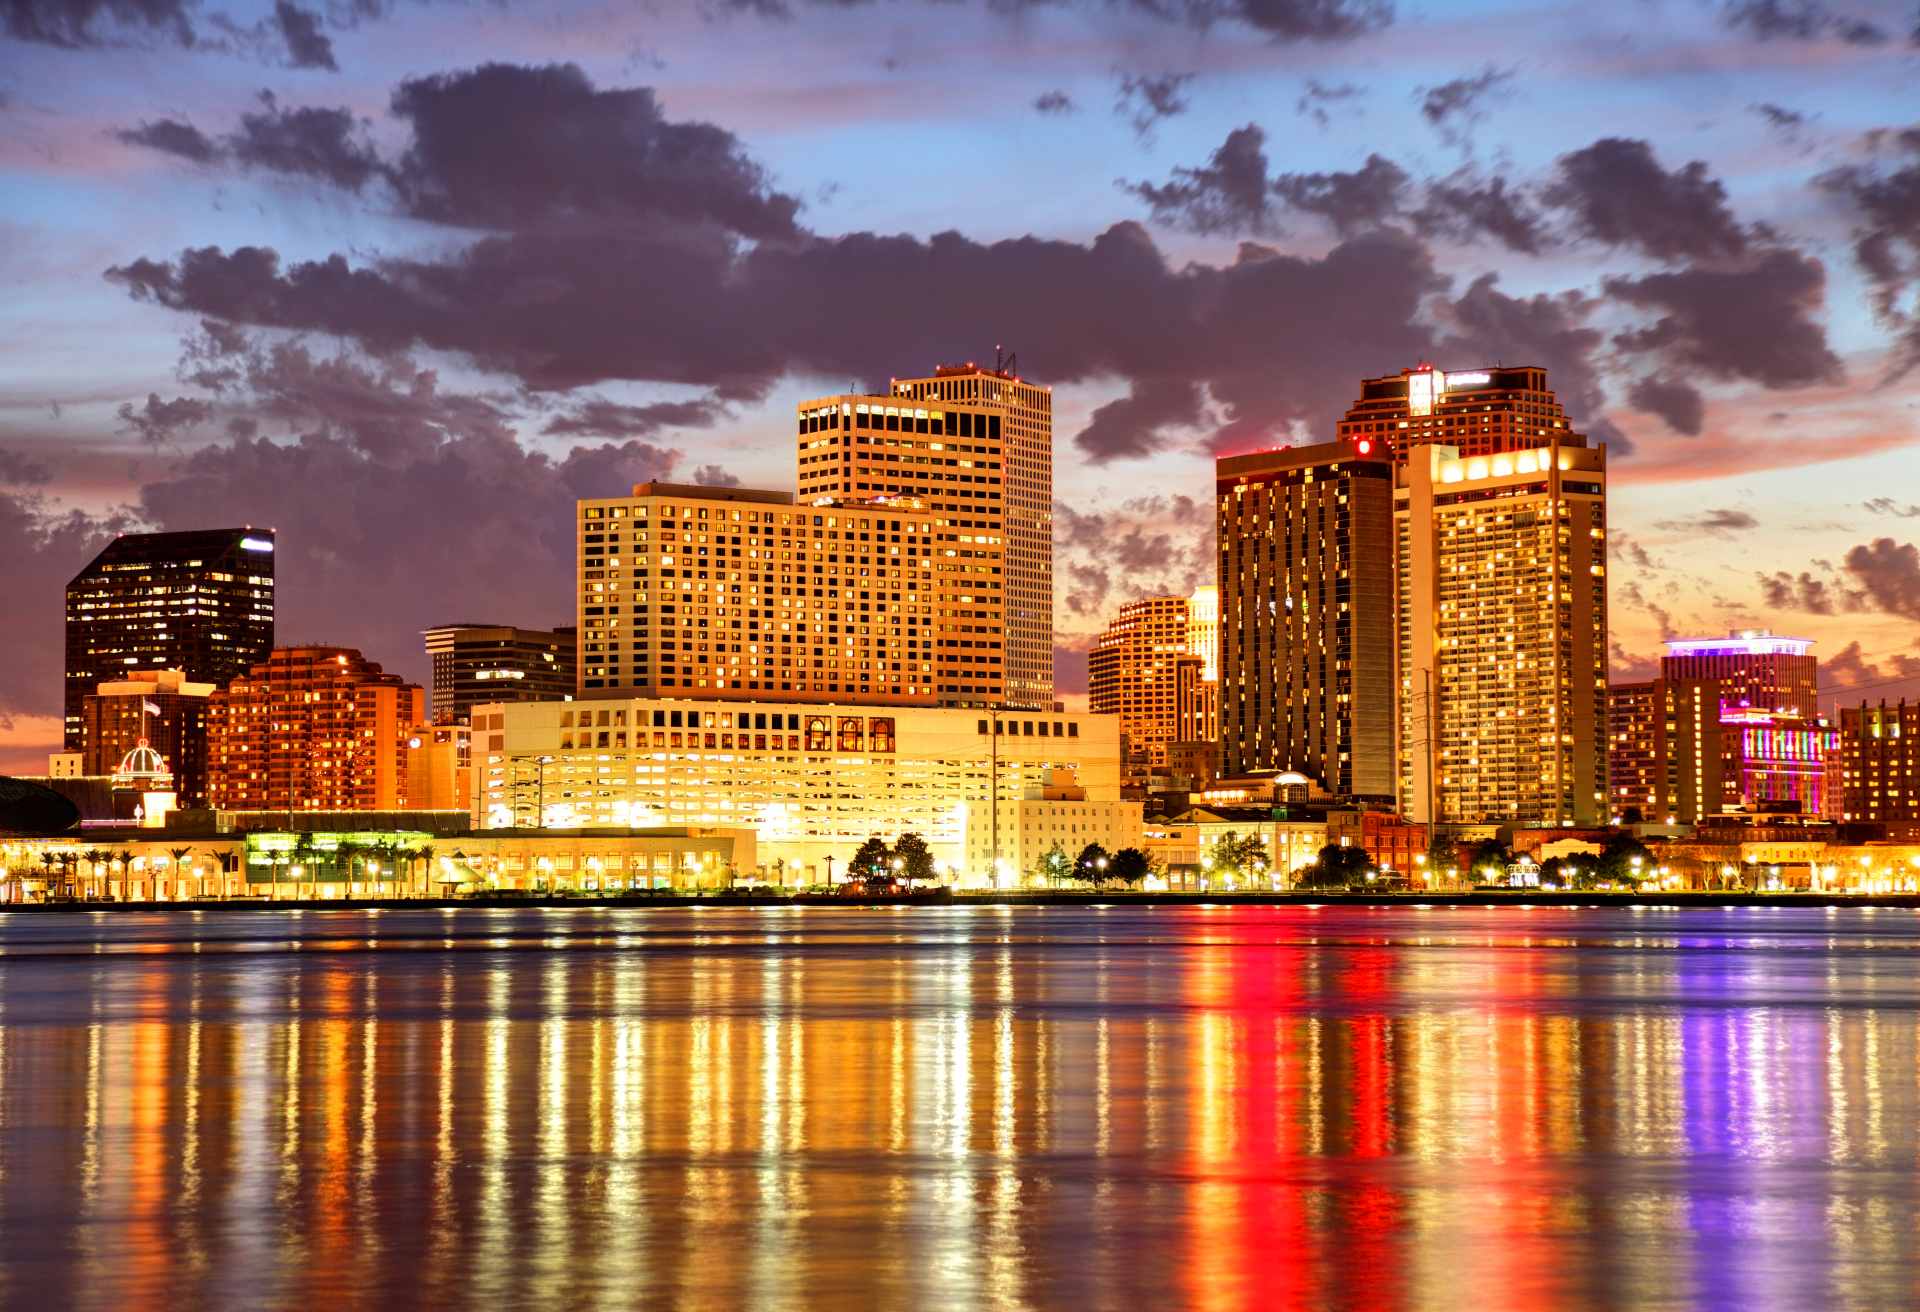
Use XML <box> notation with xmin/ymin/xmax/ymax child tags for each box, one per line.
<box><xmin>1445</xmin><ymin>371</ymin><xmax>1491</xmax><ymax>389</ymax></box>
<box><xmin>1663</xmin><ymin>635</ymin><xmax>1813</xmax><ymax>658</ymax></box>
<box><xmin>1407</xmin><ymin>368</ymin><xmax>1441</xmax><ymax>416</ymax></box>
<box><xmin>240</xmin><ymin>536</ymin><xmax>274</xmax><ymax>552</ymax></box>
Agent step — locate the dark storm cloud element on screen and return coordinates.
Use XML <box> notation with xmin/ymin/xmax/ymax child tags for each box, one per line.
<box><xmin>271</xmin><ymin>0</ymin><xmax>333</xmax><ymax>70</ymax></box>
<box><xmin>0</xmin><ymin>485</ymin><xmax>129</xmax><ymax>720</ymax></box>
<box><xmin>539</xmin><ymin>397</ymin><xmax>726</xmax><ymax>439</ymax></box>
<box><xmin>1411</xmin><ymin>171</ymin><xmax>1550</xmax><ymax>253</ymax></box>
<box><xmin>116</xmin><ymin>116</ymin><xmax>219</xmax><ymax>162</ymax></box>
<box><xmin>1606</xmin><ymin>249</ymin><xmax>1844</xmax><ymax>389</ymax></box>
<box><xmin>1626</xmin><ymin>373</ymin><xmax>1706</xmax><ymax>435</ymax></box>
<box><xmin>1033</xmin><ymin>90</ymin><xmax>1074</xmax><ymax>115</ymax></box>
<box><xmin>1125</xmin><ymin>124</ymin><xmax>1278</xmax><ymax>235</ymax></box>
<box><xmin>1845</xmin><ymin>537</ymin><xmax>1920</xmax><ymax>619</ymax></box>
<box><xmin>1115</xmin><ymin>72</ymin><xmax>1192</xmax><ymax>139</ymax></box>
<box><xmin>228</xmin><ymin>97</ymin><xmax>382</xmax><ymax>189</ymax></box>
<box><xmin>1270</xmin><ymin>153</ymin><xmax>1410</xmax><ymax>235</ymax></box>
<box><xmin>1544</xmin><ymin>138</ymin><xmax>1751</xmax><ymax>262</ymax></box>
<box><xmin>1722</xmin><ymin>0</ymin><xmax>1890</xmax><ymax>45</ymax></box>
<box><xmin>1416</xmin><ymin>66</ymin><xmax>1511</xmax><ymax>145</ymax></box>
<box><xmin>1073</xmin><ymin>378</ymin><xmax>1205</xmax><ymax>462</ymax></box>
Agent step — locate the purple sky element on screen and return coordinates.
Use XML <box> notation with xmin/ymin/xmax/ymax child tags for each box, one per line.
<box><xmin>4</xmin><ymin>0</ymin><xmax>1920</xmax><ymax>770</ymax></box>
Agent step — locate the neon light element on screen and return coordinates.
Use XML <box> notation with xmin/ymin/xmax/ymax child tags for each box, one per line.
<box><xmin>1664</xmin><ymin>635</ymin><xmax>1812</xmax><ymax>658</ymax></box>
<box><xmin>240</xmin><ymin>536</ymin><xmax>274</xmax><ymax>552</ymax></box>
<box><xmin>1445</xmin><ymin>371</ymin><xmax>1492</xmax><ymax>389</ymax></box>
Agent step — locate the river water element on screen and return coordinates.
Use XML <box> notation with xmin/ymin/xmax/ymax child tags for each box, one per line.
<box><xmin>1</xmin><ymin>904</ymin><xmax>1917</xmax><ymax>1310</ymax></box>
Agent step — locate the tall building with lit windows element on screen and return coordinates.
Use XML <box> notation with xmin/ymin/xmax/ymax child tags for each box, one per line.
<box><xmin>423</xmin><ymin>623</ymin><xmax>576</xmax><ymax>724</ymax></box>
<box><xmin>1838</xmin><ymin>699</ymin><xmax>1920</xmax><ymax>823</ymax></box>
<box><xmin>64</xmin><ymin>527</ymin><xmax>275</xmax><ymax>750</ymax></box>
<box><xmin>206</xmin><ymin>646</ymin><xmax>425</xmax><ymax>811</ymax></box>
<box><xmin>799</xmin><ymin>360</ymin><xmax>1053</xmax><ymax>708</ymax></box>
<box><xmin>1661</xmin><ymin>631</ymin><xmax>1817</xmax><ymax>717</ymax></box>
<box><xmin>577</xmin><ymin>482</ymin><xmax>940</xmax><ymax>705</ymax></box>
<box><xmin>1337</xmin><ymin>363</ymin><xmax>1583</xmax><ymax>462</ymax></box>
<box><xmin>1216</xmin><ymin>441</ymin><xmax>1398</xmax><ymax>797</ymax></box>
<box><xmin>1398</xmin><ymin>441</ymin><xmax>1609</xmax><ymax>827</ymax></box>
<box><xmin>1088</xmin><ymin>594</ymin><xmax>1194</xmax><ymax>769</ymax></box>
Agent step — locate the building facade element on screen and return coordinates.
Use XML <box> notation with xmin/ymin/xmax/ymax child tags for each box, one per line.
<box><xmin>423</xmin><ymin>623</ymin><xmax>576</xmax><ymax>724</ymax></box>
<box><xmin>1216</xmin><ymin>441</ymin><xmax>1398</xmax><ymax>797</ymax></box>
<box><xmin>472</xmin><ymin>698</ymin><xmax>1129</xmax><ymax>882</ymax></box>
<box><xmin>1398</xmin><ymin>442</ymin><xmax>1609</xmax><ymax>827</ymax></box>
<box><xmin>1838</xmin><ymin>700</ymin><xmax>1920</xmax><ymax>823</ymax></box>
<box><xmin>577</xmin><ymin>483</ymin><xmax>939</xmax><ymax>705</ymax></box>
<box><xmin>799</xmin><ymin>362</ymin><xmax>1053</xmax><ymax>708</ymax></box>
<box><xmin>1337</xmin><ymin>363</ymin><xmax>1582</xmax><ymax>462</ymax></box>
<box><xmin>64</xmin><ymin>527</ymin><xmax>274</xmax><ymax>750</ymax></box>
<box><xmin>1660</xmin><ymin>632</ymin><xmax>1818</xmax><ymax>718</ymax></box>
<box><xmin>80</xmin><ymin>669</ymin><xmax>216</xmax><ymax>807</ymax></box>
<box><xmin>207</xmin><ymin>647</ymin><xmax>426</xmax><ymax>812</ymax></box>
<box><xmin>1088</xmin><ymin>594</ymin><xmax>1194</xmax><ymax>769</ymax></box>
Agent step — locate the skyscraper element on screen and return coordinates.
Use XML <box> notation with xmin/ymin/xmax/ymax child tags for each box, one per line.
<box><xmin>64</xmin><ymin>527</ymin><xmax>275</xmax><ymax>750</ymax></box>
<box><xmin>1215</xmin><ymin>441</ymin><xmax>1397</xmax><ymax>797</ymax></box>
<box><xmin>206</xmin><ymin>646</ymin><xmax>424</xmax><ymax>812</ymax></box>
<box><xmin>1837</xmin><ymin>700</ymin><xmax>1920</xmax><ymax>824</ymax></box>
<box><xmin>423</xmin><ymin>623</ymin><xmax>576</xmax><ymax>724</ymax></box>
<box><xmin>798</xmin><ymin>360</ymin><xmax>1053</xmax><ymax>707</ymax></box>
<box><xmin>1088</xmin><ymin>594</ymin><xmax>1192</xmax><ymax>769</ymax></box>
<box><xmin>1398</xmin><ymin>442</ymin><xmax>1609</xmax><ymax>827</ymax></box>
<box><xmin>1337</xmin><ymin>363</ymin><xmax>1583</xmax><ymax>461</ymax></box>
<box><xmin>1660</xmin><ymin>631</ymin><xmax>1817</xmax><ymax>716</ymax></box>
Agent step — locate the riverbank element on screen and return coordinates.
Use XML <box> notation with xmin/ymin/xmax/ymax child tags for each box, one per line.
<box><xmin>8</xmin><ymin>889</ymin><xmax>1920</xmax><ymax>911</ymax></box>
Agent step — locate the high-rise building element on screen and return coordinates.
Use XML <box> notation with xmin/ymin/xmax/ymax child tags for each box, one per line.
<box><xmin>1088</xmin><ymin>595</ymin><xmax>1192</xmax><ymax>769</ymax></box>
<box><xmin>1835</xmin><ymin>700</ymin><xmax>1919</xmax><ymax>824</ymax></box>
<box><xmin>1187</xmin><ymin>585</ymin><xmax>1220</xmax><ymax>682</ymax></box>
<box><xmin>1661</xmin><ymin>631</ymin><xmax>1817</xmax><ymax>717</ymax></box>
<box><xmin>1216</xmin><ymin>442</ymin><xmax>1397</xmax><ymax>797</ymax></box>
<box><xmin>206</xmin><ymin>647</ymin><xmax>425</xmax><ymax>812</ymax></box>
<box><xmin>423</xmin><ymin>623</ymin><xmax>576</xmax><ymax>724</ymax></box>
<box><xmin>64</xmin><ymin>527</ymin><xmax>275</xmax><ymax>750</ymax></box>
<box><xmin>1337</xmin><ymin>363</ymin><xmax>1582</xmax><ymax>462</ymax></box>
<box><xmin>1398</xmin><ymin>442</ymin><xmax>1609</xmax><ymax>827</ymax></box>
<box><xmin>799</xmin><ymin>361</ymin><xmax>1053</xmax><ymax>707</ymax></box>
<box><xmin>80</xmin><ymin>669</ymin><xmax>216</xmax><ymax>807</ymax></box>
<box><xmin>577</xmin><ymin>483</ymin><xmax>939</xmax><ymax>705</ymax></box>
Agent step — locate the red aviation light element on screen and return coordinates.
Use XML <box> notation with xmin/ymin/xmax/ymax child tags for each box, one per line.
<box><xmin>1356</xmin><ymin>439</ymin><xmax>1372</xmax><ymax>455</ymax></box>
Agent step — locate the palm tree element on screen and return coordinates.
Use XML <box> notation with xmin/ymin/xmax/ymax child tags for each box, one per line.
<box><xmin>170</xmin><ymin>848</ymin><xmax>194</xmax><ymax>900</ymax></box>
<box><xmin>115</xmin><ymin>849</ymin><xmax>135</xmax><ymax>902</ymax></box>
<box><xmin>81</xmin><ymin>848</ymin><xmax>107</xmax><ymax>900</ymax></box>
<box><xmin>413</xmin><ymin>845</ymin><xmax>435</xmax><ymax>899</ymax></box>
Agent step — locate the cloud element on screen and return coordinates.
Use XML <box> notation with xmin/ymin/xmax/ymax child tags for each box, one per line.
<box><xmin>1073</xmin><ymin>378</ymin><xmax>1205</xmax><ymax>463</ymax></box>
<box><xmin>1115</xmin><ymin>72</ymin><xmax>1192</xmax><ymax>140</ymax></box>
<box><xmin>1844</xmin><ymin>537</ymin><xmax>1920</xmax><ymax>620</ymax></box>
<box><xmin>1033</xmin><ymin>90</ymin><xmax>1074</xmax><ymax>115</ymax></box>
<box><xmin>1432</xmin><ymin>272</ymin><xmax>1620</xmax><ymax>451</ymax></box>
<box><xmin>1544</xmin><ymin>138</ymin><xmax>1751</xmax><ymax>262</ymax></box>
<box><xmin>116</xmin><ymin>117</ymin><xmax>219</xmax><ymax>163</ymax></box>
<box><xmin>3</xmin><ymin>0</ymin><xmax>195</xmax><ymax>50</ymax></box>
<box><xmin>539</xmin><ymin>397</ymin><xmax>725</xmax><ymax>439</ymax></box>
<box><xmin>1758</xmin><ymin>567</ymin><xmax>1862</xmax><ymax>614</ymax></box>
<box><xmin>691</xmin><ymin>464</ymin><xmax>739</xmax><ymax>486</ymax></box>
<box><xmin>1721</xmin><ymin>0</ymin><xmax>1890</xmax><ymax>45</ymax></box>
<box><xmin>116</xmin><ymin>392</ymin><xmax>213</xmax><ymax>445</ymax></box>
<box><xmin>1626</xmin><ymin>373</ymin><xmax>1706</xmax><ymax>435</ymax></box>
<box><xmin>721</xmin><ymin>0</ymin><xmax>1391</xmax><ymax>39</ymax></box>
<box><xmin>272</xmin><ymin>0</ymin><xmax>334</xmax><ymax>70</ymax></box>
<box><xmin>228</xmin><ymin>96</ymin><xmax>382</xmax><ymax>190</ymax></box>
<box><xmin>1606</xmin><ymin>249</ymin><xmax>1844</xmax><ymax>390</ymax></box>
<box><xmin>1416</xmin><ymin>66</ymin><xmax>1511</xmax><ymax>146</ymax></box>
<box><xmin>1751</xmin><ymin>102</ymin><xmax>1810</xmax><ymax>137</ymax></box>
<box><xmin>1412</xmin><ymin>170</ymin><xmax>1550</xmax><ymax>253</ymax></box>
<box><xmin>1270</xmin><ymin>153</ymin><xmax>1410</xmax><ymax>235</ymax></box>
<box><xmin>1865</xmin><ymin>497</ymin><xmax>1920</xmax><ymax>517</ymax></box>
<box><xmin>1660</xmin><ymin>507</ymin><xmax>1756</xmax><ymax>534</ymax></box>
<box><xmin>1125</xmin><ymin>125</ymin><xmax>1277</xmax><ymax>235</ymax></box>
<box><xmin>1295</xmin><ymin>79</ymin><xmax>1362</xmax><ymax>128</ymax></box>
<box><xmin>0</xmin><ymin>474</ymin><xmax>129</xmax><ymax>719</ymax></box>
<box><xmin>1818</xmin><ymin>133</ymin><xmax>1920</xmax><ymax>373</ymax></box>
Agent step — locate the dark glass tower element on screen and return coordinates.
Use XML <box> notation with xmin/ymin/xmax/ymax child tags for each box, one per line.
<box><xmin>64</xmin><ymin>528</ymin><xmax>276</xmax><ymax>749</ymax></box>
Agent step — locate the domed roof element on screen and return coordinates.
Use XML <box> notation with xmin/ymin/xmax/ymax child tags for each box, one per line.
<box><xmin>111</xmin><ymin>739</ymin><xmax>173</xmax><ymax>787</ymax></box>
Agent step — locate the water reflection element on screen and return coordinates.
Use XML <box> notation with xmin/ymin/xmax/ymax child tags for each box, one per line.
<box><xmin>2</xmin><ymin>906</ymin><xmax>1920</xmax><ymax>1310</ymax></box>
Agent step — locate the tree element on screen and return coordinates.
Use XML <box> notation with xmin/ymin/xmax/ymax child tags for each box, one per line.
<box><xmin>1207</xmin><ymin>831</ymin><xmax>1269</xmax><ymax>886</ymax></box>
<box><xmin>1109</xmin><ymin>847</ymin><xmax>1153</xmax><ymax>888</ymax></box>
<box><xmin>893</xmin><ymin>832</ymin><xmax>938</xmax><ymax>886</ymax></box>
<box><xmin>1464</xmin><ymin>838</ymin><xmax>1513</xmax><ymax>884</ymax></box>
<box><xmin>1426</xmin><ymin>832</ymin><xmax>1458</xmax><ymax>885</ymax></box>
<box><xmin>1035</xmin><ymin>842</ymin><xmax>1072</xmax><ymax>888</ymax></box>
<box><xmin>1075</xmin><ymin>842</ymin><xmax>1112</xmax><ymax>887</ymax></box>
<box><xmin>1301</xmin><ymin>843</ymin><xmax>1372</xmax><ymax>889</ymax></box>
<box><xmin>1597</xmin><ymin>832</ymin><xmax>1655</xmax><ymax>886</ymax></box>
<box><xmin>850</xmin><ymin>836</ymin><xmax>893</xmax><ymax>881</ymax></box>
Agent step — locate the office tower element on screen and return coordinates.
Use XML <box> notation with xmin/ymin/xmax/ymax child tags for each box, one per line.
<box><xmin>1088</xmin><ymin>595</ymin><xmax>1192</xmax><ymax>769</ymax></box>
<box><xmin>1398</xmin><ymin>442</ymin><xmax>1609</xmax><ymax>827</ymax></box>
<box><xmin>577</xmin><ymin>483</ymin><xmax>939</xmax><ymax>705</ymax></box>
<box><xmin>1187</xmin><ymin>585</ymin><xmax>1219</xmax><ymax>681</ymax></box>
<box><xmin>474</xmin><ymin>697</ymin><xmax>1131</xmax><ymax>878</ymax></box>
<box><xmin>80</xmin><ymin>669</ymin><xmax>215</xmax><ymax>807</ymax></box>
<box><xmin>1337</xmin><ymin>363</ymin><xmax>1582</xmax><ymax>462</ymax></box>
<box><xmin>1834</xmin><ymin>700</ymin><xmax>1920</xmax><ymax>823</ymax></box>
<box><xmin>1216</xmin><ymin>442</ymin><xmax>1397</xmax><ymax>797</ymax></box>
<box><xmin>799</xmin><ymin>360</ymin><xmax>1053</xmax><ymax>707</ymax></box>
<box><xmin>64</xmin><ymin>527</ymin><xmax>275</xmax><ymax>749</ymax></box>
<box><xmin>206</xmin><ymin>647</ymin><xmax>425</xmax><ymax>811</ymax></box>
<box><xmin>423</xmin><ymin>623</ymin><xmax>576</xmax><ymax>724</ymax></box>
<box><xmin>1660</xmin><ymin>631</ymin><xmax>1817</xmax><ymax>716</ymax></box>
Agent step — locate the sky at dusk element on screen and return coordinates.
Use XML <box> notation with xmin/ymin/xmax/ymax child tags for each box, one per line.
<box><xmin>4</xmin><ymin>0</ymin><xmax>1920</xmax><ymax>772</ymax></box>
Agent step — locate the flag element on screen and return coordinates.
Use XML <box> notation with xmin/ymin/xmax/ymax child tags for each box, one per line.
<box><xmin>142</xmin><ymin>700</ymin><xmax>160</xmax><ymax>716</ymax></box>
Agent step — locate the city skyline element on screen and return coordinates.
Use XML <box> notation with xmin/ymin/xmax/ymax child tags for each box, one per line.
<box><xmin>6</xmin><ymin>0</ymin><xmax>1920</xmax><ymax>778</ymax></box>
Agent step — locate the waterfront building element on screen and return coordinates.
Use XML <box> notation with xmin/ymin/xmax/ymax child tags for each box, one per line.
<box><xmin>471</xmin><ymin>697</ymin><xmax>1135</xmax><ymax>883</ymax></box>
<box><xmin>1216</xmin><ymin>441</ymin><xmax>1397</xmax><ymax>797</ymax></box>
<box><xmin>79</xmin><ymin>668</ymin><xmax>215</xmax><ymax>807</ymax></box>
<box><xmin>798</xmin><ymin>360</ymin><xmax>1053</xmax><ymax>707</ymax></box>
<box><xmin>1337</xmin><ymin>363</ymin><xmax>1582</xmax><ymax>462</ymax></box>
<box><xmin>64</xmin><ymin>527</ymin><xmax>274</xmax><ymax>750</ymax></box>
<box><xmin>1838</xmin><ymin>699</ymin><xmax>1920</xmax><ymax>824</ymax></box>
<box><xmin>423</xmin><ymin>623</ymin><xmax>575</xmax><ymax>724</ymax></box>
<box><xmin>1088</xmin><ymin>595</ymin><xmax>1193</xmax><ymax>769</ymax></box>
<box><xmin>206</xmin><ymin>647</ymin><xmax>425</xmax><ymax>812</ymax></box>
<box><xmin>1661</xmin><ymin>631</ymin><xmax>1817</xmax><ymax>718</ymax></box>
<box><xmin>1397</xmin><ymin>442</ymin><xmax>1609</xmax><ymax>827</ymax></box>
<box><xmin>576</xmin><ymin>483</ymin><xmax>939</xmax><ymax>705</ymax></box>
<box><xmin>405</xmin><ymin>722</ymin><xmax>471</xmax><ymax>812</ymax></box>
